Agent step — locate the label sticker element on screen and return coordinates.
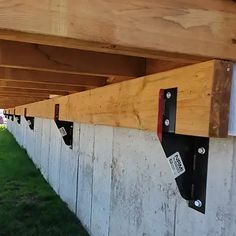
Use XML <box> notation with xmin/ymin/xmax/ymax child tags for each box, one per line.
<box><xmin>167</xmin><ymin>152</ymin><xmax>185</xmax><ymax>178</ymax></box>
<box><xmin>59</xmin><ymin>127</ymin><xmax>67</xmax><ymax>137</ymax></box>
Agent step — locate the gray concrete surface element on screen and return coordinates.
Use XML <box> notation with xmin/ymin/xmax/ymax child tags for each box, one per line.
<box><xmin>7</xmin><ymin>117</ymin><xmax>236</xmax><ymax>236</ymax></box>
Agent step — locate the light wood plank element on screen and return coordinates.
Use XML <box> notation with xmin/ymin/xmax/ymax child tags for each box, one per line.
<box><xmin>0</xmin><ymin>87</ymin><xmax>70</xmax><ymax>96</ymax></box>
<box><xmin>0</xmin><ymin>40</ymin><xmax>146</xmax><ymax>77</ymax></box>
<box><xmin>0</xmin><ymin>80</ymin><xmax>86</xmax><ymax>93</ymax></box>
<box><xmin>9</xmin><ymin>61</ymin><xmax>233</xmax><ymax>138</ymax></box>
<box><xmin>0</xmin><ymin>67</ymin><xmax>106</xmax><ymax>87</ymax></box>
<box><xmin>0</xmin><ymin>92</ymin><xmax>48</xmax><ymax>99</ymax></box>
<box><xmin>0</xmin><ymin>1</ymin><xmax>235</xmax><ymax>60</ymax></box>
<box><xmin>0</xmin><ymin>97</ymin><xmax>46</xmax><ymax>108</ymax></box>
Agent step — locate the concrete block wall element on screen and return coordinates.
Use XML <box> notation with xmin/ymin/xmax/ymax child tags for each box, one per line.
<box><xmin>7</xmin><ymin>117</ymin><xmax>236</xmax><ymax>236</ymax></box>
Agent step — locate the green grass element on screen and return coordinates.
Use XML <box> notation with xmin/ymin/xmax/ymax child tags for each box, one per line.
<box><xmin>0</xmin><ymin>125</ymin><xmax>88</xmax><ymax>236</ymax></box>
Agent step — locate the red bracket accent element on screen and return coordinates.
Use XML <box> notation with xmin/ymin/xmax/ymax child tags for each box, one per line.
<box><xmin>157</xmin><ymin>89</ymin><xmax>164</xmax><ymax>142</ymax></box>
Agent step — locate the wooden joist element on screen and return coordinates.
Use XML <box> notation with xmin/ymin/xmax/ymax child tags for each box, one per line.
<box><xmin>7</xmin><ymin>60</ymin><xmax>233</xmax><ymax>138</ymax></box>
<box><xmin>0</xmin><ymin>40</ymin><xmax>146</xmax><ymax>77</ymax></box>
<box><xmin>0</xmin><ymin>92</ymin><xmax>49</xmax><ymax>99</ymax></box>
<box><xmin>0</xmin><ymin>97</ymin><xmax>47</xmax><ymax>108</ymax></box>
<box><xmin>0</xmin><ymin>67</ymin><xmax>106</xmax><ymax>88</ymax></box>
<box><xmin>0</xmin><ymin>87</ymin><xmax>70</xmax><ymax>96</ymax></box>
<box><xmin>0</xmin><ymin>81</ymin><xmax>87</xmax><ymax>93</ymax></box>
<box><xmin>0</xmin><ymin>1</ymin><xmax>235</xmax><ymax>61</ymax></box>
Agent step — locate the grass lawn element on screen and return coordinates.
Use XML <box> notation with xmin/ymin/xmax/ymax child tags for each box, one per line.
<box><xmin>0</xmin><ymin>125</ymin><xmax>88</xmax><ymax>236</ymax></box>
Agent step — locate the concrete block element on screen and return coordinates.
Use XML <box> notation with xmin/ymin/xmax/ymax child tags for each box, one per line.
<box><xmin>14</xmin><ymin>120</ymin><xmax>20</xmax><ymax>142</ymax></box>
<box><xmin>34</xmin><ymin>118</ymin><xmax>43</xmax><ymax>168</ymax></box>
<box><xmin>22</xmin><ymin>117</ymin><xmax>28</xmax><ymax>149</ymax></box>
<box><xmin>6</xmin><ymin>119</ymin><xmax>11</xmax><ymax>132</ymax></box>
<box><xmin>19</xmin><ymin>116</ymin><xmax>25</xmax><ymax>147</ymax></box>
<box><xmin>11</xmin><ymin>119</ymin><xmax>16</xmax><ymax>137</ymax></box>
<box><xmin>76</xmin><ymin>124</ymin><xmax>95</xmax><ymax>232</ymax></box>
<box><xmin>13</xmin><ymin>119</ymin><xmax>17</xmax><ymax>141</ymax></box>
<box><xmin>15</xmin><ymin>119</ymin><xmax>22</xmax><ymax>145</ymax></box>
<box><xmin>109</xmin><ymin>128</ymin><xmax>177</xmax><ymax>236</ymax></box>
<box><xmin>40</xmin><ymin>119</ymin><xmax>51</xmax><ymax>180</ymax></box>
<box><xmin>26</xmin><ymin>125</ymin><xmax>35</xmax><ymax>160</ymax></box>
<box><xmin>48</xmin><ymin>121</ymin><xmax>62</xmax><ymax>194</ymax></box>
<box><xmin>7</xmin><ymin>117</ymin><xmax>236</xmax><ymax>236</ymax></box>
<box><xmin>59</xmin><ymin>123</ymin><xmax>80</xmax><ymax>213</ymax></box>
<box><xmin>90</xmin><ymin>125</ymin><xmax>113</xmax><ymax>236</ymax></box>
<box><xmin>175</xmin><ymin>138</ymin><xmax>236</xmax><ymax>236</ymax></box>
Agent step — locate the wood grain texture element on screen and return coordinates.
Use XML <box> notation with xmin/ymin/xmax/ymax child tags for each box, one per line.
<box><xmin>0</xmin><ymin>40</ymin><xmax>146</xmax><ymax>77</ymax></box>
<box><xmin>0</xmin><ymin>87</ymin><xmax>70</xmax><ymax>96</ymax></box>
<box><xmin>0</xmin><ymin>97</ymin><xmax>47</xmax><ymax>108</ymax></box>
<box><xmin>146</xmin><ymin>59</ymin><xmax>189</xmax><ymax>74</ymax></box>
<box><xmin>209</xmin><ymin>61</ymin><xmax>233</xmax><ymax>137</ymax></box>
<box><xmin>0</xmin><ymin>92</ymin><xmax>48</xmax><ymax>99</ymax></box>
<box><xmin>0</xmin><ymin>1</ymin><xmax>234</xmax><ymax>60</ymax></box>
<box><xmin>0</xmin><ymin>80</ymin><xmax>86</xmax><ymax>93</ymax></box>
<box><xmin>7</xmin><ymin>60</ymin><xmax>232</xmax><ymax>137</ymax></box>
<box><xmin>0</xmin><ymin>67</ymin><xmax>106</xmax><ymax>88</ymax></box>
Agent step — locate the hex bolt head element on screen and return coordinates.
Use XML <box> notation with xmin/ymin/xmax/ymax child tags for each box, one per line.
<box><xmin>164</xmin><ymin>119</ymin><xmax>170</xmax><ymax>126</ymax></box>
<box><xmin>194</xmin><ymin>200</ymin><xmax>202</xmax><ymax>208</ymax></box>
<box><xmin>166</xmin><ymin>92</ymin><xmax>171</xmax><ymax>99</ymax></box>
<box><xmin>198</xmin><ymin>147</ymin><xmax>206</xmax><ymax>155</ymax></box>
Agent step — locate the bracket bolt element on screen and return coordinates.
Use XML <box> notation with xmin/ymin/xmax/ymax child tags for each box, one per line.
<box><xmin>164</xmin><ymin>119</ymin><xmax>170</xmax><ymax>126</ymax></box>
<box><xmin>166</xmin><ymin>92</ymin><xmax>171</xmax><ymax>99</ymax></box>
<box><xmin>227</xmin><ymin>67</ymin><xmax>231</xmax><ymax>72</ymax></box>
<box><xmin>194</xmin><ymin>200</ymin><xmax>202</xmax><ymax>208</ymax></box>
<box><xmin>198</xmin><ymin>147</ymin><xmax>205</xmax><ymax>155</ymax></box>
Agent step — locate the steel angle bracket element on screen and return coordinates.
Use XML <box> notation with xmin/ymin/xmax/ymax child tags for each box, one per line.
<box><xmin>3</xmin><ymin>111</ymin><xmax>8</xmax><ymax>119</ymax></box>
<box><xmin>24</xmin><ymin>108</ymin><xmax>34</xmax><ymax>130</ymax></box>
<box><xmin>9</xmin><ymin>114</ymin><xmax>14</xmax><ymax>121</ymax></box>
<box><xmin>4</xmin><ymin>113</ymin><xmax>10</xmax><ymax>120</ymax></box>
<box><xmin>5</xmin><ymin>111</ymin><xmax>14</xmax><ymax>121</ymax></box>
<box><xmin>157</xmin><ymin>88</ymin><xmax>209</xmax><ymax>214</ymax></box>
<box><xmin>14</xmin><ymin>109</ymin><xmax>21</xmax><ymax>124</ymax></box>
<box><xmin>54</xmin><ymin>104</ymin><xmax>73</xmax><ymax>149</ymax></box>
<box><xmin>14</xmin><ymin>115</ymin><xmax>21</xmax><ymax>124</ymax></box>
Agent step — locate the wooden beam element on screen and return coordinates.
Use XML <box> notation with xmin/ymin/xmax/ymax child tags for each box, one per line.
<box><xmin>0</xmin><ymin>67</ymin><xmax>106</xmax><ymax>88</ymax></box>
<box><xmin>8</xmin><ymin>60</ymin><xmax>233</xmax><ymax>138</ymax></box>
<box><xmin>0</xmin><ymin>1</ymin><xmax>235</xmax><ymax>61</ymax></box>
<box><xmin>0</xmin><ymin>80</ymin><xmax>87</xmax><ymax>93</ymax></box>
<box><xmin>146</xmin><ymin>59</ymin><xmax>189</xmax><ymax>74</ymax></box>
<box><xmin>0</xmin><ymin>92</ymin><xmax>49</xmax><ymax>99</ymax></box>
<box><xmin>0</xmin><ymin>87</ymin><xmax>70</xmax><ymax>96</ymax></box>
<box><xmin>0</xmin><ymin>40</ymin><xmax>146</xmax><ymax>77</ymax></box>
<box><xmin>0</xmin><ymin>97</ymin><xmax>46</xmax><ymax>108</ymax></box>
<box><xmin>107</xmin><ymin>58</ymin><xmax>192</xmax><ymax>84</ymax></box>
<box><xmin>0</xmin><ymin>62</ymin><xmax>193</xmax><ymax>91</ymax></box>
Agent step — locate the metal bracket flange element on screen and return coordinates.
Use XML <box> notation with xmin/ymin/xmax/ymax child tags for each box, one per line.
<box><xmin>24</xmin><ymin>108</ymin><xmax>34</xmax><ymax>130</ymax></box>
<box><xmin>157</xmin><ymin>88</ymin><xmax>209</xmax><ymax>214</ymax></box>
<box><xmin>15</xmin><ymin>115</ymin><xmax>21</xmax><ymax>124</ymax></box>
<box><xmin>9</xmin><ymin>114</ymin><xmax>14</xmax><ymax>121</ymax></box>
<box><xmin>14</xmin><ymin>109</ymin><xmax>21</xmax><ymax>124</ymax></box>
<box><xmin>54</xmin><ymin>104</ymin><xmax>73</xmax><ymax>149</ymax></box>
<box><xmin>4</xmin><ymin>113</ymin><xmax>10</xmax><ymax>120</ymax></box>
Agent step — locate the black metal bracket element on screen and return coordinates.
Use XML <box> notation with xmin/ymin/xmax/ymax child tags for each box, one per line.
<box><xmin>24</xmin><ymin>108</ymin><xmax>34</xmax><ymax>130</ymax></box>
<box><xmin>3</xmin><ymin>111</ymin><xmax>7</xmax><ymax>119</ymax></box>
<box><xmin>8</xmin><ymin>114</ymin><xmax>14</xmax><ymax>121</ymax></box>
<box><xmin>14</xmin><ymin>115</ymin><xmax>21</xmax><ymax>124</ymax></box>
<box><xmin>54</xmin><ymin>104</ymin><xmax>73</xmax><ymax>149</ymax></box>
<box><xmin>157</xmin><ymin>88</ymin><xmax>209</xmax><ymax>214</ymax></box>
<box><xmin>14</xmin><ymin>109</ymin><xmax>21</xmax><ymax>124</ymax></box>
<box><xmin>4</xmin><ymin>113</ymin><xmax>9</xmax><ymax>119</ymax></box>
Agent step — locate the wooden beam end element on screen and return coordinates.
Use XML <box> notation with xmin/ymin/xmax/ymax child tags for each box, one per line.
<box><xmin>209</xmin><ymin>60</ymin><xmax>234</xmax><ymax>137</ymax></box>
